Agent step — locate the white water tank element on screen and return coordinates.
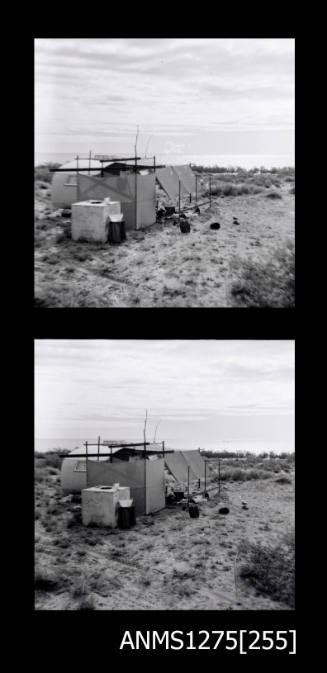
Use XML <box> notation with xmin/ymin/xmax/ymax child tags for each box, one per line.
<box><xmin>71</xmin><ymin>199</ymin><xmax>121</xmax><ymax>243</ymax></box>
<box><xmin>82</xmin><ymin>484</ymin><xmax>130</xmax><ymax>527</ymax></box>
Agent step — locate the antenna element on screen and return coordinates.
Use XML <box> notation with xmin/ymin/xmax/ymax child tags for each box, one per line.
<box><xmin>153</xmin><ymin>420</ymin><xmax>161</xmax><ymax>443</ymax></box>
<box><xmin>134</xmin><ymin>125</ymin><xmax>140</xmax><ymax>157</ymax></box>
<box><xmin>145</xmin><ymin>136</ymin><xmax>152</xmax><ymax>158</ymax></box>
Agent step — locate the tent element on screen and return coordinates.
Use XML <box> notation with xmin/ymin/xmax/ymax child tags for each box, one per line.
<box><xmin>165</xmin><ymin>450</ymin><xmax>205</xmax><ymax>484</ymax></box>
<box><xmin>156</xmin><ymin>166</ymin><xmax>181</xmax><ymax>200</ymax></box>
<box><xmin>155</xmin><ymin>165</ymin><xmax>196</xmax><ymax>201</ymax></box>
<box><xmin>172</xmin><ymin>165</ymin><xmax>196</xmax><ymax>196</ymax></box>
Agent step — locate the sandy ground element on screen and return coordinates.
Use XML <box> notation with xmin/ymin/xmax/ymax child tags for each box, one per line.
<box><xmin>35</xmin><ymin>470</ymin><xmax>294</xmax><ymax>611</ymax></box>
<box><xmin>34</xmin><ymin>178</ymin><xmax>294</xmax><ymax>307</ymax></box>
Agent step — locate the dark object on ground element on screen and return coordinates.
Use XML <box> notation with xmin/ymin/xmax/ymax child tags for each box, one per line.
<box><xmin>194</xmin><ymin>206</ymin><xmax>200</xmax><ymax>214</ymax></box>
<box><xmin>166</xmin><ymin>494</ymin><xmax>175</xmax><ymax>505</ymax></box>
<box><xmin>165</xmin><ymin>206</ymin><xmax>176</xmax><ymax>216</ymax></box>
<box><xmin>71</xmin><ymin>494</ymin><xmax>81</xmax><ymax>503</ymax></box>
<box><xmin>189</xmin><ymin>503</ymin><xmax>200</xmax><ymax>518</ymax></box>
<box><xmin>233</xmin><ymin>217</ymin><xmax>240</xmax><ymax>225</ymax></box>
<box><xmin>118</xmin><ymin>504</ymin><xmax>136</xmax><ymax>529</ymax></box>
<box><xmin>157</xmin><ymin>207</ymin><xmax>166</xmax><ymax>220</ymax></box>
<box><xmin>173</xmin><ymin>490</ymin><xmax>185</xmax><ymax>501</ymax></box>
<box><xmin>219</xmin><ymin>506</ymin><xmax>229</xmax><ymax>515</ymax></box>
<box><xmin>180</xmin><ymin>212</ymin><xmax>187</xmax><ymax>219</ymax></box>
<box><xmin>204</xmin><ymin>492</ymin><xmax>210</xmax><ymax>499</ymax></box>
<box><xmin>108</xmin><ymin>220</ymin><xmax>125</xmax><ymax>244</ymax></box>
<box><xmin>180</xmin><ymin>220</ymin><xmax>191</xmax><ymax>233</ymax></box>
<box><xmin>61</xmin><ymin>209</ymin><xmax>71</xmax><ymax>218</ymax></box>
<box><xmin>210</xmin><ymin>222</ymin><xmax>220</xmax><ymax>230</ymax></box>
<box><xmin>242</xmin><ymin>504</ymin><xmax>248</xmax><ymax>510</ymax></box>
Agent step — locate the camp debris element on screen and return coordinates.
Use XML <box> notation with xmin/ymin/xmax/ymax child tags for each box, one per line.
<box><xmin>189</xmin><ymin>503</ymin><xmax>200</xmax><ymax>518</ymax></box>
<box><xmin>180</xmin><ymin>219</ymin><xmax>191</xmax><ymax>233</ymax></box>
<box><xmin>218</xmin><ymin>506</ymin><xmax>229</xmax><ymax>515</ymax></box>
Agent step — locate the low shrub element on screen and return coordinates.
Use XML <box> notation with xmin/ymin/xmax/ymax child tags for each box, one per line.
<box><xmin>230</xmin><ymin>240</ymin><xmax>295</xmax><ymax>308</ymax></box>
<box><xmin>205</xmin><ymin>182</ymin><xmax>262</xmax><ymax>198</ymax></box>
<box><xmin>40</xmin><ymin>452</ymin><xmax>63</xmax><ymax>469</ymax></box>
<box><xmin>275</xmin><ymin>476</ymin><xmax>292</xmax><ymax>484</ymax></box>
<box><xmin>265</xmin><ymin>190</ymin><xmax>282</xmax><ymax>199</ymax></box>
<box><xmin>77</xmin><ymin>595</ymin><xmax>96</xmax><ymax>610</ymax></box>
<box><xmin>238</xmin><ymin>531</ymin><xmax>295</xmax><ymax>607</ymax></box>
<box><xmin>35</xmin><ymin>566</ymin><xmax>60</xmax><ymax>591</ymax></box>
<box><xmin>35</xmin><ymin>163</ymin><xmax>61</xmax><ymax>183</ymax></box>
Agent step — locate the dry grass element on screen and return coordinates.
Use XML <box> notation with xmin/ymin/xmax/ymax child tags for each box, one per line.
<box><xmin>35</xmin><ymin>167</ymin><xmax>294</xmax><ymax>307</ymax></box>
<box><xmin>35</xmin><ymin>449</ymin><xmax>294</xmax><ymax>610</ymax></box>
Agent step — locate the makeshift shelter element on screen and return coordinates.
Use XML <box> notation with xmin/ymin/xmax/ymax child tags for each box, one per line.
<box><xmin>172</xmin><ymin>165</ymin><xmax>196</xmax><ymax>196</ymax></box>
<box><xmin>78</xmin><ymin>173</ymin><xmax>156</xmax><ymax>230</ymax></box>
<box><xmin>87</xmin><ymin>457</ymin><xmax>165</xmax><ymax>515</ymax></box>
<box><xmin>61</xmin><ymin>443</ymin><xmax>166</xmax><ymax>515</ymax></box>
<box><xmin>51</xmin><ymin>159</ymin><xmax>106</xmax><ymax>209</ymax></box>
<box><xmin>51</xmin><ymin>158</ymin><xmax>156</xmax><ymax>229</ymax></box>
<box><xmin>164</xmin><ymin>450</ymin><xmax>205</xmax><ymax>484</ymax></box>
<box><xmin>155</xmin><ymin>165</ymin><xmax>196</xmax><ymax>201</ymax></box>
<box><xmin>156</xmin><ymin>166</ymin><xmax>181</xmax><ymax>200</ymax></box>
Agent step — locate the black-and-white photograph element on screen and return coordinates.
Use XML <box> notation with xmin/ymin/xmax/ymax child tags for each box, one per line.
<box><xmin>34</xmin><ymin>38</ymin><xmax>295</xmax><ymax>308</ymax></box>
<box><xmin>35</xmin><ymin>339</ymin><xmax>294</xmax><ymax>611</ymax></box>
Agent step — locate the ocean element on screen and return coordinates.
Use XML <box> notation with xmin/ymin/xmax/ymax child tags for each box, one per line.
<box><xmin>35</xmin><ymin>438</ymin><xmax>294</xmax><ymax>454</ymax></box>
<box><xmin>35</xmin><ymin>152</ymin><xmax>294</xmax><ymax>170</ymax></box>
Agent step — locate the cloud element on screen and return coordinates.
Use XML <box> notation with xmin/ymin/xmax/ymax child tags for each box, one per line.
<box><xmin>35</xmin><ymin>38</ymin><xmax>294</xmax><ymax>160</ymax></box>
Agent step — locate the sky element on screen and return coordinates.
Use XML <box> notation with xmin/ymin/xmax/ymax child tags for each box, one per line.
<box><xmin>34</xmin><ymin>38</ymin><xmax>294</xmax><ymax>165</ymax></box>
<box><xmin>35</xmin><ymin>340</ymin><xmax>295</xmax><ymax>451</ymax></box>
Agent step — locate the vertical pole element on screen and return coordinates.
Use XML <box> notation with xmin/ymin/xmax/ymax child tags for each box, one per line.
<box><xmin>189</xmin><ymin>192</ymin><xmax>192</xmax><ymax>204</ymax></box>
<box><xmin>178</xmin><ymin>179</ymin><xmax>181</xmax><ymax>220</ymax></box>
<box><xmin>76</xmin><ymin>155</ymin><xmax>80</xmax><ymax>202</ymax></box>
<box><xmin>153</xmin><ymin>155</ymin><xmax>156</xmax><ymax>172</ymax></box>
<box><xmin>187</xmin><ymin>466</ymin><xmax>190</xmax><ymax>506</ymax></box>
<box><xmin>143</xmin><ymin>409</ymin><xmax>147</xmax><ymax>515</ymax></box>
<box><xmin>134</xmin><ymin>158</ymin><xmax>138</xmax><ymax>230</ymax></box>
<box><xmin>195</xmin><ymin>175</ymin><xmax>198</xmax><ymax>204</ymax></box>
<box><xmin>144</xmin><ymin>439</ymin><xmax>147</xmax><ymax>515</ymax></box>
<box><xmin>85</xmin><ymin>440</ymin><xmax>88</xmax><ymax>488</ymax></box>
<box><xmin>97</xmin><ymin>435</ymin><xmax>100</xmax><ymax>461</ymax></box>
<box><xmin>162</xmin><ymin>440</ymin><xmax>165</xmax><ymax>457</ymax></box>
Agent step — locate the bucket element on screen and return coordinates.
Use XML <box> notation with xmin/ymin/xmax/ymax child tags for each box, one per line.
<box><xmin>108</xmin><ymin>220</ymin><xmax>125</xmax><ymax>244</ymax></box>
<box><xmin>118</xmin><ymin>505</ymin><xmax>136</xmax><ymax>529</ymax></box>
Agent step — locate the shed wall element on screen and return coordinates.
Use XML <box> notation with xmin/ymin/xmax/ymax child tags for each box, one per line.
<box><xmin>87</xmin><ymin>457</ymin><xmax>165</xmax><ymax>515</ymax></box>
<box><xmin>78</xmin><ymin>173</ymin><xmax>156</xmax><ymax>230</ymax></box>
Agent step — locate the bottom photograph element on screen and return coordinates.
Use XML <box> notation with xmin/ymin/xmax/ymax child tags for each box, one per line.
<box><xmin>34</xmin><ymin>339</ymin><xmax>295</xmax><ymax>611</ymax></box>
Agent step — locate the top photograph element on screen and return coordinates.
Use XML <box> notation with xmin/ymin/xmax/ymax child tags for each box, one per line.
<box><xmin>34</xmin><ymin>38</ymin><xmax>295</xmax><ymax>309</ymax></box>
